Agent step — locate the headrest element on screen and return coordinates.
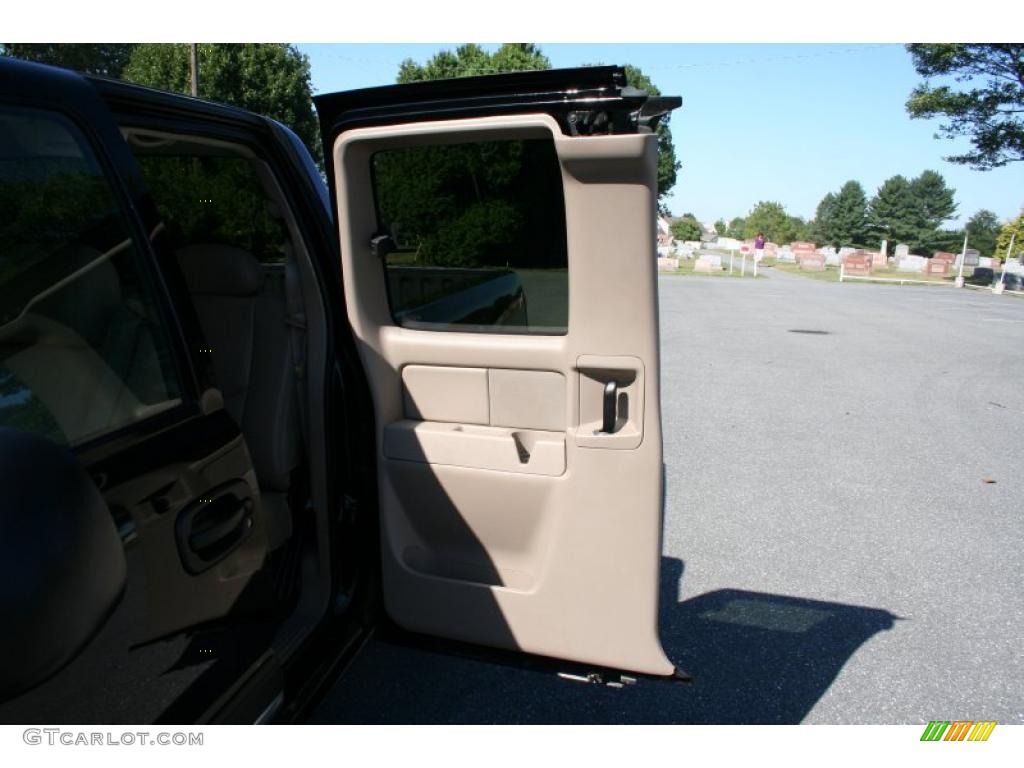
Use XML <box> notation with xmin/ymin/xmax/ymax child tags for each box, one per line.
<box><xmin>176</xmin><ymin>244</ymin><xmax>264</xmax><ymax>297</ymax></box>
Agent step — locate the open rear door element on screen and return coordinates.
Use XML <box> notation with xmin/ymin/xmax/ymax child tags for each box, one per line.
<box><xmin>316</xmin><ymin>67</ymin><xmax>680</xmax><ymax>675</ymax></box>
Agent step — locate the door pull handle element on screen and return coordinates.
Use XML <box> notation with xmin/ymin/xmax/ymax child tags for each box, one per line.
<box><xmin>601</xmin><ymin>381</ymin><xmax>618</xmax><ymax>434</ymax></box>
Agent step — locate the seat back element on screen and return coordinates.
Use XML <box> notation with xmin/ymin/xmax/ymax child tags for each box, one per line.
<box><xmin>176</xmin><ymin>244</ymin><xmax>300</xmax><ymax>496</ymax></box>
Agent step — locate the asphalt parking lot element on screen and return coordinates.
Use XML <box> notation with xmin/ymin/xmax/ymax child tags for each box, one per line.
<box><xmin>311</xmin><ymin>270</ymin><xmax>1024</xmax><ymax>724</ymax></box>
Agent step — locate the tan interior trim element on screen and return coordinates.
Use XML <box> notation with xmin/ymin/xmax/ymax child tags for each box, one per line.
<box><xmin>402</xmin><ymin>365</ymin><xmax>489</xmax><ymax>424</ymax></box>
<box><xmin>401</xmin><ymin>365</ymin><xmax>567</xmax><ymax>433</ymax></box>
<box><xmin>332</xmin><ymin>114</ymin><xmax>673</xmax><ymax>675</ymax></box>
<box><xmin>487</xmin><ymin>368</ymin><xmax>565</xmax><ymax>432</ymax></box>
<box><xmin>384</xmin><ymin>420</ymin><xmax>566</xmax><ymax>477</ymax></box>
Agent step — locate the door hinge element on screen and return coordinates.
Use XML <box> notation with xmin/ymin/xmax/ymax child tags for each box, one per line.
<box><xmin>557</xmin><ymin>671</ymin><xmax>638</xmax><ymax>689</ymax></box>
<box><xmin>558</xmin><ymin>667</ymin><xmax>694</xmax><ymax>687</ymax></box>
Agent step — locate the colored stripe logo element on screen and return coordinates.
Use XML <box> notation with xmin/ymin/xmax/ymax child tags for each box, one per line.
<box><xmin>920</xmin><ymin>721</ymin><xmax>996</xmax><ymax>741</ymax></box>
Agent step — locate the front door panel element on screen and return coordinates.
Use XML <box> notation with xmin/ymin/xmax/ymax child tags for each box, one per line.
<box><xmin>324</xmin><ymin>71</ymin><xmax>677</xmax><ymax>675</ymax></box>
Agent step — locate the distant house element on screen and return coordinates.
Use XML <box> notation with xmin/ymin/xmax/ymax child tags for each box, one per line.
<box><xmin>701</xmin><ymin>221</ymin><xmax>718</xmax><ymax>244</ymax></box>
<box><xmin>656</xmin><ymin>215</ymin><xmax>677</xmax><ymax>257</ymax></box>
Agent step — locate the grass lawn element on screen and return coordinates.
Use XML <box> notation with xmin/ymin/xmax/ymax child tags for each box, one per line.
<box><xmin>771</xmin><ymin>263</ymin><xmax>841</xmax><ymax>282</ymax></box>
<box><xmin>771</xmin><ymin>262</ymin><xmax>955</xmax><ymax>285</ymax></box>
<box><xmin>660</xmin><ymin>257</ymin><xmax>765</xmax><ymax>279</ymax></box>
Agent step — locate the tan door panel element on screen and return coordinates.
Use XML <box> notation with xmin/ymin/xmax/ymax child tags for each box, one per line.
<box><xmin>385</xmin><ymin>420</ymin><xmax>566</xmax><ymax>477</ymax></box>
<box><xmin>487</xmin><ymin>369</ymin><xmax>566</xmax><ymax>431</ymax></box>
<box><xmin>401</xmin><ymin>365</ymin><xmax>566</xmax><ymax>432</ymax></box>
<box><xmin>332</xmin><ymin>114</ymin><xmax>673</xmax><ymax>675</ymax></box>
<box><xmin>401</xmin><ymin>365</ymin><xmax>489</xmax><ymax>424</ymax></box>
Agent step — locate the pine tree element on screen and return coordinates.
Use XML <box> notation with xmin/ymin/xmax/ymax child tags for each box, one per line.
<box><xmin>818</xmin><ymin>181</ymin><xmax>868</xmax><ymax>248</ymax></box>
<box><xmin>911</xmin><ymin>170</ymin><xmax>958</xmax><ymax>251</ymax></box>
<box><xmin>814</xmin><ymin>193</ymin><xmax>836</xmax><ymax>245</ymax></box>
<box><xmin>869</xmin><ymin>176</ymin><xmax>924</xmax><ymax>250</ymax></box>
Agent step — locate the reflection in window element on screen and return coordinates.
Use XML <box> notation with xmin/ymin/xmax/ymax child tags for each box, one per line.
<box><xmin>0</xmin><ymin>107</ymin><xmax>182</xmax><ymax>445</ymax></box>
<box><xmin>135</xmin><ymin>152</ymin><xmax>290</xmax><ymax>265</ymax></box>
<box><xmin>372</xmin><ymin>139</ymin><xmax>568</xmax><ymax>334</ymax></box>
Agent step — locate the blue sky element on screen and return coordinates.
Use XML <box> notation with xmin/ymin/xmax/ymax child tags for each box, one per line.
<box><xmin>298</xmin><ymin>43</ymin><xmax>1022</xmax><ymax>228</ymax></box>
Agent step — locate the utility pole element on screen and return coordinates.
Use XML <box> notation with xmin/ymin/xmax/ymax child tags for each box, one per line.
<box><xmin>190</xmin><ymin>44</ymin><xmax>199</xmax><ymax>97</ymax></box>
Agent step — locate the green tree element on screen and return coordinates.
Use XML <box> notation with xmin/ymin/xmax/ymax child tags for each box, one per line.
<box><xmin>670</xmin><ymin>215</ymin><xmax>703</xmax><ymax>242</ymax></box>
<box><xmin>906</xmin><ymin>44</ymin><xmax>1024</xmax><ymax>170</ymax></box>
<box><xmin>726</xmin><ymin>217</ymin><xmax>746</xmax><ymax>239</ymax></box>
<box><xmin>790</xmin><ymin>215</ymin><xmax>815</xmax><ymax>243</ymax></box>
<box><xmin>965</xmin><ymin>209</ymin><xmax>1002</xmax><ymax>258</ymax></box>
<box><xmin>868</xmin><ymin>171</ymin><xmax>958</xmax><ymax>253</ymax></box>
<box><xmin>817</xmin><ymin>181</ymin><xmax>869</xmax><ymax>248</ymax></box>
<box><xmin>742</xmin><ymin>201</ymin><xmax>798</xmax><ymax>244</ymax></box>
<box><xmin>713</xmin><ymin>218</ymin><xmax>727</xmax><ymax>235</ymax></box>
<box><xmin>813</xmin><ymin>192</ymin><xmax>837</xmax><ymax>245</ymax></box>
<box><xmin>868</xmin><ymin>175</ymin><xmax>924</xmax><ymax>249</ymax></box>
<box><xmin>398</xmin><ymin>43</ymin><xmax>550</xmax><ymax>82</ymax></box>
<box><xmin>910</xmin><ymin>170</ymin><xmax>958</xmax><ymax>233</ymax></box>
<box><xmin>123</xmin><ymin>44</ymin><xmax>321</xmax><ymax>164</ymax></box>
<box><xmin>994</xmin><ymin>213</ymin><xmax>1024</xmax><ymax>262</ymax></box>
<box><xmin>1</xmin><ymin>43</ymin><xmax>136</xmax><ymax>77</ymax></box>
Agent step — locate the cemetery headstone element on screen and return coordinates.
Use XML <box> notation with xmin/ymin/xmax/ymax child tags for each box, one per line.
<box><xmin>799</xmin><ymin>253</ymin><xmax>826</xmax><ymax>271</ymax></box>
<box><xmin>897</xmin><ymin>255</ymin><xmax>928</xmax><ymax>273</ymax></box>
<box><xmin>842</xmin><ymin>251</ymin><xmax>873</xmax><ymax>276</ymax></box>
<box><xmin>695</xmin><ymin>255</ymin><xmax>721</xmax><ymax>273</ymax></box>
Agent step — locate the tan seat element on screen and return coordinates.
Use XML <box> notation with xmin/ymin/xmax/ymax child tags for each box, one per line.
<box><xmin>176</xmin><ymin>244</ymin><xmax>301</xmax><ymax>548</ymax></box>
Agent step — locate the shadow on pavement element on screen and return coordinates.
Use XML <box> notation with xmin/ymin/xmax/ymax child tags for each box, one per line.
<box><xmin>309</xmin><ymin>557</ymin><xmax>898</xmax><ymax>724</ymax></box>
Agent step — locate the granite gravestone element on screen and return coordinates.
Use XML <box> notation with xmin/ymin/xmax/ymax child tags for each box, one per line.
<box><xmin>842</xmin><ymin>251</ymin><xmax>872</xmax><ymax>276</ymax></box>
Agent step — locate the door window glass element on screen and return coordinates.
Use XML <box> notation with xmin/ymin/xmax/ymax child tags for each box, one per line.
<box><xmin>132</xmin><ymin>147</ymin><xmax>291</xmax><ymax>265</ymax></box>
<box><xmin>371</xmin><ymin>138</ymin><xmax>569</xmax><ymax>334</ymax></box>
<box><xmin>0</xmin><ymin>107</ymin><xmax>182</xmax><ymax>445</ymax></box>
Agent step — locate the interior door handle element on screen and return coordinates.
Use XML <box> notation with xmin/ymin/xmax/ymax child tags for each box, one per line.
<box><xmin>601</xmin><ymin>380</ymin><xmax>618</xmax><ymax>434</ymax></box>
<box><xmin>188</xmin><ymin>498</ymin><xmax>252</xmax><ymax>553</ymax></box>
<box><xmin>175</xmin><ymin>481</ymin><xmax>255</xmax><ymax>574</ymax></box>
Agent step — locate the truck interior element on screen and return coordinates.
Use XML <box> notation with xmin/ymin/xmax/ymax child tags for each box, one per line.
<box><xmin>123</xmin><ymin>127</ymin><xmax>336</xmax><ymax>657</ymax></box>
